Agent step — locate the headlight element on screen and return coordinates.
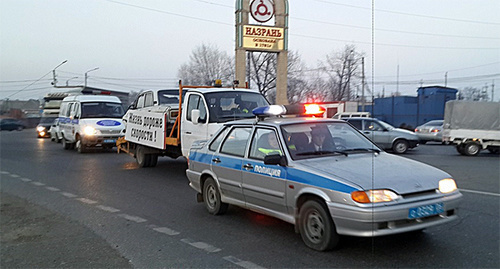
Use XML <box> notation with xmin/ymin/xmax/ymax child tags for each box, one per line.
<box><xmin>439</xmin><ymin>178</ymin><xmax>457</xmax><ymax>193</ymax></box>
<box><xmin>37</xmin><ymin>126</ymin><xmax>46</xmax><ymax>132</ymax></box>
<box><xmin>351</xmin><ymin>189</ymin><xmax>399</xmax><ymax>203</ymax></box>
<box><xmin>83</xmin><ymin>126</ymin><xmax>97</xmax><ymax>136</ymax></box>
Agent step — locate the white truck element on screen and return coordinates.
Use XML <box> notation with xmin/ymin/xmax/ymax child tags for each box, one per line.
<box><xmin>117</xmin><ymin>81</ymin><xmax>269</xmax><ymax>167</ymax></box>
<box><xmin>443</xmin><ymin>100</ymin><xmax>500</xmax><ymax>156</ymax></box>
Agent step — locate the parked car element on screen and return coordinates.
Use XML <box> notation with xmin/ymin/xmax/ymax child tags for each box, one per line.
<box><xmin>36</xmin><ymin>116</ymin><xmax>57</xmax><ymax>138</ymax></box>
<box><xmin>345</xmin><ymin>117</ymin><xmax>419</xmax><ymax>154</ymax></box>
<box><xmin>50</xmin><ymin>118</ymin><xmax>62</xmax><ymax>142</ymax></box>
<box><xmin>186</xmin><ymin>105</ymin><xmax>462</xmax><ymax>251</ymax></box>
<box><xmin>0</xmin><ymin>118</ymin><xmax>25</xmax><ymax>131</ymax></box>
<box><xmin>414</xmin><ymin>120</ymin><xmax>444</xmax><ymax>144</ymax></box>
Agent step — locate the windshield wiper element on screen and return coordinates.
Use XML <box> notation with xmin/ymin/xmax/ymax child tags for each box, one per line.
<box><xmin>343</xmin><ymin>148</ymin><xmax>381</xmax><ymax>154</ymax></box>
<box><xmin>296</xmin><ymin>150</ymin><xmax>348</xmax><ymax>157</ymax></box>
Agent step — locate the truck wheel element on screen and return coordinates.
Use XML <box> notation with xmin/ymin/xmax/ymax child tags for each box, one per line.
<box><xmin>149</xmin><ymin>154</ymin><xmax>158</xmax><ymax>167</ymax></box>
<box><xmin>392</xmin><ymin>139</ymin><xmax>409</xmax><ymax>154</ymax></box>
<box><xmin>299</xmin><ymin>200</ymin><xmax>339</xmax><ymax>251</ymax></box>
<box><xmin>203</xmin><ymin>177</ymin><xmax>228</xmax><ymax>215</ymax></box>
<box><xmin>487</xmin><ymin>147</ymin><xmax>500</xmax><ymax>154</ymax></box>
<box><xmin>464</xmin><ymin>142</ymin><xmax>480</xmax><ymax>156</ymax></box>
<box><xmin>136</xmin><ymin>145</ymin><xmax>151</xmax><ymax>167</ymax></box>
<box><xmin>456</xmin><ymin>144</ymin><xmax>465</xmax><ymax>155</ymax></box>
<box><xmin>75</xmin><ymin>136</ymin><xmax>87</xmax><ymax>153</ymax></box>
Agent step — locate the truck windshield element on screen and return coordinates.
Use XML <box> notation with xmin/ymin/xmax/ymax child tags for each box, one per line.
<box><xmin>204</xmin><ymin>91</ymin><xmax>269</xmax><ymax>123</ymax></box>
<box><xmin>81</xmin><ymin>102</ymin><xmax>125</xmax><ymax>119</ymax></box>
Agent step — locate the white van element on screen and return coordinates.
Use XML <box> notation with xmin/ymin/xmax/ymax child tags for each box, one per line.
<box><xmin>59</xmin><ymin>95</ymin><xmax>125</xmax><ymax>153</ymax></box>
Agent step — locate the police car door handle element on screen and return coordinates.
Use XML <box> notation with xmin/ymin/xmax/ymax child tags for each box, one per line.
<box><xmin>212</xmin><ymin>158</ymin><xmax>221</xmax><ymax>163</ymax></box>
<box><xmin>243</xmin><ymin>164</ymin><xmax>253</xmax><ymax>170</ymax></box>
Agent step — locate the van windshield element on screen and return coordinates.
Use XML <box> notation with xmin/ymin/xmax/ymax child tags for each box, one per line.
<box><xmin>81</xmin><ymin>102</ymin><xmax>124</xmax><ymax>119</ymax></box>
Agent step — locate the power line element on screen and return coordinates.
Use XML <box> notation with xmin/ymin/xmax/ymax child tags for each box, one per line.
<box><xmin>5</xmin><ymin>71</ymin><xmax>52</xmax><ymax>99</ymax></box>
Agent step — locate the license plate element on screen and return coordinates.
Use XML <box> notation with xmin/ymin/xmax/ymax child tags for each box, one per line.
<box><xmin>104</xmin><ymin>139</ymin><xmax>116</xmax><ymax>143</ymax></box>
<box><xmin>408</xmin><ymin>203</ymin><xmax>444</xmax><ymax>219</ymax></box>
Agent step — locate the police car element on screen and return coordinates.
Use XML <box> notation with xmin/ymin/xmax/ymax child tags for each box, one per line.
<box><xmin>186</xmin><ymin>104</ymin><xmax>462</xmax><ymax>251</ymax></box>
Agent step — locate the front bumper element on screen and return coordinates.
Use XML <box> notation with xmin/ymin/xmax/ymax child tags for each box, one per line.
<box><xmin>81</xmin><ymin>135</ymin><xmax>123</xmax><ymax>147</ymax></box>
<box><xmin>328</xmin><ymin>191</ymin><xmax>462</xmax><ymax>237</ymax></box>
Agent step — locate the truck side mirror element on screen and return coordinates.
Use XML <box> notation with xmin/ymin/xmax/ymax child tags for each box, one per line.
<box><xmin>191</xmin><ymin>109</ymin><xmax>200</xmax><ymax>125</ymax></box>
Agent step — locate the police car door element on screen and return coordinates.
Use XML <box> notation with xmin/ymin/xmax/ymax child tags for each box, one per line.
<box><xmin>242</xmin><ymin>128</ymin><xmax>287</xmax><ymax>214</ymax></box>
<box><xmin>211</xmin><ymin>126</ymin><xmax>251</xmax><ymax>204</ymax></box>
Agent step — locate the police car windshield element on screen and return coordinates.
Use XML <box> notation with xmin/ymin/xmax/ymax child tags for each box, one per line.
<box><xmin>204</xmin><ymin>91</ymin><xmax>269</xmax><ymax>123</ymax></box>
<box><xmin>81</xmin><ymin>102</ymin><xmax>125</xmax><ymax>119</ymax></box>
<box><xmin>281</xmin><ymin>121</ymin><xmax>379</xmax><ymax>160</ymax></box>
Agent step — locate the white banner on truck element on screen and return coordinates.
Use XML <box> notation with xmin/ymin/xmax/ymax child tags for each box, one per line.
<box><xmin>125</xmin><ymin>110</ymin><xmax>166</xmax><ymax>149</ymax></box>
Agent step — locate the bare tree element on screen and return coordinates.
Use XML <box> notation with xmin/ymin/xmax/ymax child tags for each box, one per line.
<box><xmin>178</xmin><ymin>43</ymin><xmax>234</xmax><ymax>86</ymax></box>
<box><xmin>321</xmin><ymin>44</ymin><xmax>364</xmax><ymax>101</ymax></box>
<box><xmin>459</xmin><ymin>87</ymin><xmax>489</xmax><ymax>101</ymax></box>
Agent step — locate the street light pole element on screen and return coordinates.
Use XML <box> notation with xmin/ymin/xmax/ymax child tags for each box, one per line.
<box><xmin>52</xmin><ymin>60</ymin><xmax>68</xmax><ymax>87</ymax></box>
<box><xmin>84</xmin><ymin>67</ymin><xmax>99</xmax><ymax>88</ymax></box>
<box><xmin>66</xmin><ymin>77</ymin><xmax>78</xmax><ymax>86</ymax></box>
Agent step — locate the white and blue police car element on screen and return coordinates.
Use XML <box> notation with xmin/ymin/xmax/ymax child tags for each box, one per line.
<box><xmin>186</xmin><ymin>104</ymin><xmax>462</xmax><ymax>251</ymax></box>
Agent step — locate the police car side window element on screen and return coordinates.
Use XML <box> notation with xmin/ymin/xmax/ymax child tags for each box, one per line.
<box><xmin>249</xmin><ymin>128</ymin><xmax>282</xmax><ymax>160</ymax></box>
<box><xmin>220</xmin><ymin>127</ymin><xmax>251</xmax><ymax>157</ymax></box>
<box><xmin>209</xmin><ymin>127</ymin><xmax>229</xmax><ymax>152</ymax></box>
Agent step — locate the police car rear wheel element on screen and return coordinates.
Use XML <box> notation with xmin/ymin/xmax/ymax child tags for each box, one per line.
<box><xmin>299</xmin><ymin>200</ymin><xmax>339</xmax><ymax>251</ymax></box>
<box><xmin>203</xmin><ymin>178</ymin><xmax>228</xmax><ymax>215</ymax></box>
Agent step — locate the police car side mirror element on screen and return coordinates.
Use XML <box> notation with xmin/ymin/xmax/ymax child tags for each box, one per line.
<box><xmin>264</xmin><ymin>154</ymin><xmax>287</xmax><ymax>166</ymax></box>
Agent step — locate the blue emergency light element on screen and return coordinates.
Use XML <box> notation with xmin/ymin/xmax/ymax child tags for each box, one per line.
<box><xmin>252</xmin><ymin>104</ymin><xmax>325</xmax><ymax>118</ymax></box>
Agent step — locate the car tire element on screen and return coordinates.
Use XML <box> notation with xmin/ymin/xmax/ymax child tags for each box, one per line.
<box><xmin>464</xmin><ymin>142</ymin><xmax>480</xmax><ymax>156</ymax></box>
<box><xmin>299</xmin><ymin>200</ymin><xmax>339</xmax><ymax>251</ymax></box>
<box><xmin>76</xmin><ymin>136</ymin><xmax>87</xmax><ymax>153</ymax></box>
<box><xmin>392</xmin><ymin>139</ymin><xmax>409</xmax><ymax>154</ymax></box>
<box><xmin>136</xmin><ymin>145</ymin><xmax>151</xmax><ymax>167</ymax></box>
<box><xmin>203</xmin><ymin>177</ymin><xmax>228</xmax><ymax>215</ymax></box>
<box><xmin>62</xmin><ymin>136</ymin><xmax>72</xmax><ymax>150</ymax></box>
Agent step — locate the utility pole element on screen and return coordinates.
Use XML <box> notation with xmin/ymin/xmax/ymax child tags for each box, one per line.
<box><xmin>445</xmin><ymin>72</ymin><xmax>448</xmax><ymax>87</ymax></box>
<box><xmin>84</xmin><ymin>67</ymin><xmax>99</xmax><ymax>88</ymax></box>
<box><xmin>51</xmin><ymin>60</ymin><xmax>68</xmax><ymax>87</ymax></box>
<box><xmin>361</xmin><ymin>57</ymin><xmax>365</xmax><ymax>112</ymax></box>
<box><xmin>492</xmin><ymin>80</ymin><xmax>495</xmax><ymax>102</ymax></box>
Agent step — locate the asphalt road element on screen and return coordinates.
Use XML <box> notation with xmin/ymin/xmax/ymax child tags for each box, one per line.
<box><xmin>1</xmin><ymin>130</ymin><xmax>499</xmax><ymax>268</ymax></box>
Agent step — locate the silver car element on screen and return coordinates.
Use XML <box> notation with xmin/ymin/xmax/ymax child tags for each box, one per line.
<box><xmin>345</xmin><ymin>117</ymin><xmax>419</xmax><ymax>154</ymax></box>
<box><xmin>415</xmin><ymin>120</ymin><xmax>444</xmax><ymax>144</ymax></box>
<box><xmin>186</xmin><ymin>107</ymin><xmax>462</xmax><ymax>251</ymax></box>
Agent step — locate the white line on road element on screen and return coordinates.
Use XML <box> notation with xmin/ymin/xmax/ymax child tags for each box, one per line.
<box><xmin>0</xmin><ymin>171</ymin><xmax>10</xmax><ymax>175</ymax></box>
<box><xmin>31</xmin><ymin>181</ymin><xmax>45</xmax><ymax>186</ymax></box>
<box><xmin>9</xmin><ymin>174</ymin><xmax>20</xmax><ymax>178</ymax></box>
<box><xmin>96</xmin><ymin>205</ymin><xmax>121</xmax><ymax>213</ymax></box>
<box><xmin>152</xmin><ymin>226</ymin><xmax>180</xmax><ymax>236</ymax></box>
<box><xmin>20</xmin><ymin>178</ymin><xmax>32</xmax><ymax>182</ymax></box>
<box><xmin>181</xmin><ymin>238</ymin><xmax>221</xmax><ymax>253</ymax></box>
<box><xmin>76</xmin><ymin>198</ymin><xmax>98</xmax><ymax>204</ymax></box>
<box><xmin>60</xmin><ymin>192</ymin><xmax>78</xmax><ymax>198</ymax></box>
<box><xmin>223</xmin><ymin>256</ymin><xmax>266</xmax><ymax>269</ymax></box>
<box><xmin>460</xmin><ymin>189</ymin><xmax>500</xmax><ymax>197</ymax></box>
<box><xmin>46</xmin><ymin>187</ymin><xmax>60</xmax><ymax>191</ymax></box>
<box><xmin>118</xmin><ymin>214</ymin><xmax>147</xmax><ymax>223</ymax></box>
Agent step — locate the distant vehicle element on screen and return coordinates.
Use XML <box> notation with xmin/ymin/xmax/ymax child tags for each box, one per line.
<box><xmin>345</xmin><ymin>117</ymin><xmax>419</xmax><ymax>154</ymax></box>
<box><xmin>49</xmin><ymin>118</ymin><xmax>62</xmax><ymax>142</ymax></box>
<box><xmin>415</xmin><ymin>120</ymin><xmax>444</xmax><ymax>144</ymax></box>
<box><xmin>332</xmin><ymin>111</ymin><xmax>370</xmax><ymax>119</ymax></box>
<box><xmin>36</xmin><ymin>116</ymin><xmax>58</xmax><ymax>138</ymax></box>
<box><xmin>186</xmin><ymin>105</ymin><xmax>462</xmax><ymax>251</ymax></box>
<box><xmin>59</xmin><ymin>95</ymin><xmax>125</xmax><ymax>153</ymax></box>
<box><xmin>0</xmin><ymin>118</ymin><xmax>25</xmax><ymax>131</ymax></box>
<box><xmin>443</xmin><ymin>101</ymin><xmax>500</xmax><ymax>156</ymax></box>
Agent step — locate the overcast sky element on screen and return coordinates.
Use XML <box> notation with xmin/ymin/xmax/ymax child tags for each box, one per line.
<box><xmin>1</xmin><ymin>0</ymin><xmax>499</xmax><ymax>101</ymax></box>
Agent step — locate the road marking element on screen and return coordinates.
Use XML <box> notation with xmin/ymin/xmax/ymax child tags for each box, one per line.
<box><xmin>10</xmin><ymin>174</ymin><xmax>20</xmax><ymax>178</ymax></box>
<box><xmin>31</xmin><ymin>181</ymin><xmax>45</xmax><ymax>186</ymax></box>
<box><xmin>61</xmin><ymin>192</ymin><xmax>78</xmax><ymax>198</ymax></box>
<box><xmin>1</xmin><ymin>171</ymin><xmax>10</xmax><ymax>175</ymax></box>
<box><xmin>223</xmin><ymin>256</ymin><xmax>266</xmax><ymax>269</ymax></box>
<box><xmin>152</xmin><ymin>226</ymin><xmax>180</xmax><ymax>236</ymax></box>
<box><xmin>460</xmin><ymin>189</ymin><xmax>500</xmax><ymax>197</ymax></box>
<box><xmin>76</xmin><ymin>198</ymin><xmax>98</xmax><ymax>204</ymax></box>
<box><xmin>46</xmin><ymin>187</ymin><xmax>60</xmax><ymax>191</ymax></box>
<box><xmin>181</xmin><ymin>238</ymin><xmax>221</xmax><ymax>253</ymax></box>
<box><xmin>96</xmin><ymin>205</ymin><xmax>121</xmax><ymax>213</ymax></box>
<box><xmin>118</xmin><ymin>214</ymin><xmax>147</xmax><ymax>223</ymax></box>
<box><xmin>20</xmin><ymin>178</ymin><xmax>32</xmax><ymax>182</ymax></box>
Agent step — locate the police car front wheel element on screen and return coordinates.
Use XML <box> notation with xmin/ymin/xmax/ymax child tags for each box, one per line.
<box><xmin>299</xmin><ymin>200</ymin><xmax>339</xmax><ymax>251</ymax></box>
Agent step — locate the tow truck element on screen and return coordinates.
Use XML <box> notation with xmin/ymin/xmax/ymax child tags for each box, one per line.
<box><xmin>117</xmin><ymin>80</ymin><xmax>270</xmax><ymax>167</ymax></box>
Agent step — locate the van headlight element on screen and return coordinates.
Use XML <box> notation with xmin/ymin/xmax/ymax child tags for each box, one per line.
<box><xmin>83</xmin><ymin>126</ymin><xmax>97</xmax><ymax>136</ymax></box>
<box><xmin>439</xmin><ymin>178</ymin><xmax>457</xmax><ymax>194</ymax></box>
